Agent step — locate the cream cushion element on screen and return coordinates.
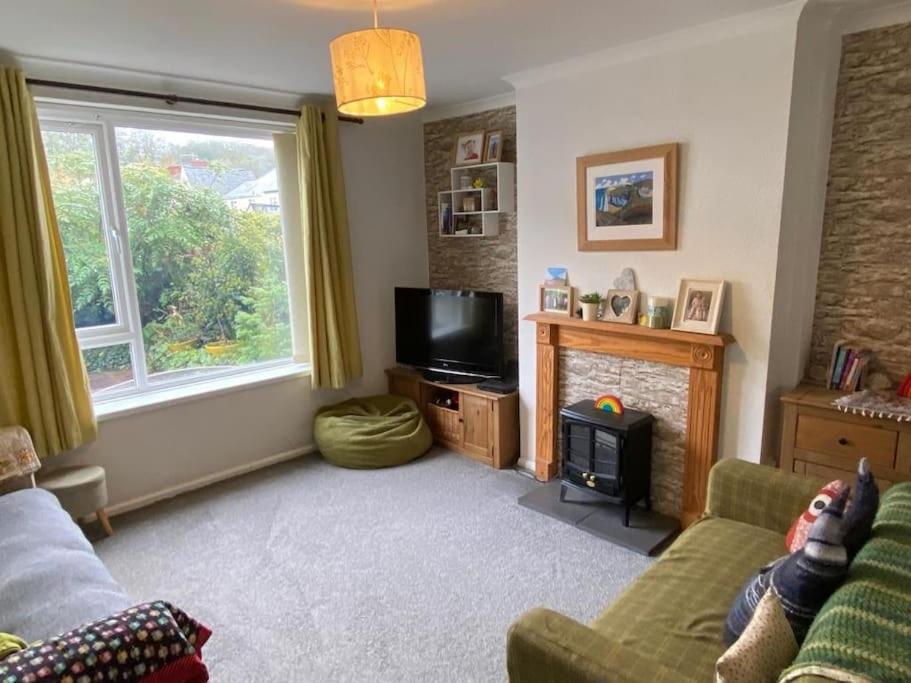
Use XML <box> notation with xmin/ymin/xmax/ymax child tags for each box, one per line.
<box><xmin>716</xmin><ymin>589</ymin><xmax>798</xmax><ymax>683</ymax></box>
<box><xmin>37</xmin><ymin>465</ymin><xmax>108</xmax><ymax>519</ymax></box>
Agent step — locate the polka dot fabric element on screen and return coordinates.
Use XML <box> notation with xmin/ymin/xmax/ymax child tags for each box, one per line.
<box><xmin>0</xmin><ymin>601</ymin><xmax>211</xmax><ymax>683</ymax></box>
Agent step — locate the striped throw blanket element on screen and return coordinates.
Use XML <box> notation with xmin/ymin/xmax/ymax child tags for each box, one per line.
<box><xmin>780</xmin><ymin>483</ymin><xmax>911</xmax><ymax>682</ymax></box>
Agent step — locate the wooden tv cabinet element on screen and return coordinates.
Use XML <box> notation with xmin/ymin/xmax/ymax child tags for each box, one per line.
<box><xmin>385</xmin><ymin>367</ymin><xmax>519</xmax><ymax>469</ymax></box>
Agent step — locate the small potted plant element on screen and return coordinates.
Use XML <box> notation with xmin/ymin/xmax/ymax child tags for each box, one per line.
<box><xmin>579</xmin><ymin>292</ymin><xmax>603</xmax><ymax>321</ymax></box>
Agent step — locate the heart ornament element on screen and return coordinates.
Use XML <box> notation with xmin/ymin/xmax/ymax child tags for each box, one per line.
<box><xmin>605</xmin><ymin>289</ymin><xmax>639</xmax><ymax>324</ymax></box>
<box><xmin>611</xmin><ymin>295</ymin><xmax>631</xmax><ymax>317</ymax></box>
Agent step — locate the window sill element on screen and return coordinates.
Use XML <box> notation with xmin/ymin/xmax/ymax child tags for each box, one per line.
<box><xmin>95</xmin><ymin>363</ymin><xmax>311</xmax><ymax>422</ymax></box>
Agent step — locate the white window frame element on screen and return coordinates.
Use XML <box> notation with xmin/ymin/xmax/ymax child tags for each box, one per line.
<box><xmin>39</xmin><ymin>102</ymin><xmax>303</xmax><ymax>405</ymax></box>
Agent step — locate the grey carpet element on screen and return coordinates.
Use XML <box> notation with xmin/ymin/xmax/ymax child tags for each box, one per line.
<box><xmin>94</xmin><ymin>449</ymin><xmax>652</xmax><ymax>682</ymax></box>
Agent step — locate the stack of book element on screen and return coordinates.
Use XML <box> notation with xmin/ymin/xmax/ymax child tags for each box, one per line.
<box><xmin>826</xmin><ymin>341</ymin><xmax>873</xmax><ymax>392</ymax></box>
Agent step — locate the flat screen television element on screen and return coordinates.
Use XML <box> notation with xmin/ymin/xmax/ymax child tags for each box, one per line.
<box><xmin>395</xmin><ymin>287</ymin><xmax>504</xmax><ymax>382</ymax></box>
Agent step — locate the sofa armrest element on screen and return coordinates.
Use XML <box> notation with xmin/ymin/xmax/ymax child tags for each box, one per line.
<box><xmin>507</xmin><ymin>608</ymin><xmax>687</xmax><ymax>683</ymax></box>
<box><xmin>705</xmin><ymin>459</ymin><xmax>826</xmax><ymax>535</ymax></box>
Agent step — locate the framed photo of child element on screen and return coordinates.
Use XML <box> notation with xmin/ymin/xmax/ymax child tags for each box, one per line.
<box><xmin>453</xmin><ymin>131</ymin><xmax>485</xmax><ymax>166</ymax></box>
<box><xmin>671</xmin><ymin>279</ymin><xmax>725</xmax><ymax>334</ymax></box>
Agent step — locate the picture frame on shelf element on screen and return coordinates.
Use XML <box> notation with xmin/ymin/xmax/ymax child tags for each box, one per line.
<box><xmin>671</xmin><ymin>279</ymin><xmax>725</xmax><ymax>334</ymax></box>
<box><xmin>603</xmin><ymin>289</ymin><xmax>639</xmax><ymax>324</ymax></box>
<box><xmin>440</xmin><ymin>198</ymin><xmax>453</xmax><ymax>235</ymax></box>
<box><xmin>577</xmin><ymin>143</ymin><xmax>678</xmax><ymax>252</ymax></box>
<box><xmin>545</xmin><ymin>267</ymin><xmax>568</xmax><ymax>286</ymax></box>
<box><xmin>484</xmin><ymin>130</ymin><xmax>503</xmax><ymax>162</ymax></box>
<box><xmin>454</xmin><ymin>131</ymin><xmax>485</xmax><ymax>166</ymax></box>
<box><xmin>539</xmin><ymin>284</ymin><xmax>574</xmax><ymax>317</ymax></box>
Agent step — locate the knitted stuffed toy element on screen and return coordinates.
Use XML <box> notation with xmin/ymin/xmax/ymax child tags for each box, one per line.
<box><xmin>724</xmin><ymin>488</ymin><xmax>851</xmax><ymax>646</ymax></box>
<box><xmin>841</xmin><ymin>457</ymin><xmax>879</xmax><ymax>560</ymax></box>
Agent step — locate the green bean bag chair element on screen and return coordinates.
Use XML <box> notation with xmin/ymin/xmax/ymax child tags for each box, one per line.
<box><xmin>314</xmin><ymin>395</ymin><xmax>433</xmax><ymax>469</ymax></box>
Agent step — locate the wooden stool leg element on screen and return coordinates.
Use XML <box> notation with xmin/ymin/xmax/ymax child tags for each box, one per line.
<box><xmin>97</xmin><ymin>509</ymin><xmax>114</xmax><ymax>536</ymax></box>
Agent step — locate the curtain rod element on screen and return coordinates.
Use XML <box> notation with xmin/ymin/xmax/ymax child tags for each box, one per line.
<box><xmin>25</xmin><ymin>78</ymin><xmax>364</xmax><ymax>124</ymax></box>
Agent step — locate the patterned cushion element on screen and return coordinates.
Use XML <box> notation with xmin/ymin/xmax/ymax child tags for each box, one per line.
<box><xmin>716</xmin><ymin>590</ymin><xmax>798</xmax><ymax>683</ymax></box>
<box><xmin>0</xmin><ymin>601</ymin><xmax>211</xmax><ymax>683</ymax></box>
<box><xmin>780</xmin><ymin>483</ymin><xmax>911</xmax><ymax>682</ymax></box>
<box><xmin>592</xmin><ymin>517</ymin><xmax>786</xmax><ymax>680</ymax></box>
<box><xmin>785</xmin><ymin>480</ymin><xmax>846</xmax><ymax>553</ymax></box>
<box><xmin>0</xmin><ymin>427</ymin><xmax>39</xmax><ymax>484</ymax></box>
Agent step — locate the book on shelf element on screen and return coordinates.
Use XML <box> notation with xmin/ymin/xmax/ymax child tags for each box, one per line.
<box><xmin>826</xmin><ymin>341</ymin><xmax>872</xmax><ymax>392</ymax></box>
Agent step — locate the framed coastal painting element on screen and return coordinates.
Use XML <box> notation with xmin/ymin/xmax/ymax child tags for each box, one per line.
<box><xmin>577</xmin><ymin>143</ymin><xmax>678</xmax><ymax>251</ymax></box>
<box><xmin>671</xmin><ymin>278</ymin><xmax>725</xmax><ymax>335</ymax></box>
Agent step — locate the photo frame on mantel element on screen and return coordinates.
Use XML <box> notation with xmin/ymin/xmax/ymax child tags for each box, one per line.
<box><xmin>671</xmin><ymin>278</ymin><xmax>726</xmax><ymax>335</ymax></box>
<box><xmin>577</xmin><ymin>143</ymin><xmax>678</xmax><ymax>252</ymax></box>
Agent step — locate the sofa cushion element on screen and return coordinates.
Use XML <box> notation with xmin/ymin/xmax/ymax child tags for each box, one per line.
<box><xmin>716</xmin><ymin>590</ymin><xmax>798</xmax><ymax>683</ymax></box>
<box><xmin>0</xmin><ymin>488</ymin><xmax>130</xmax><ymax>641</ymax></box>
<box><xmin>592</xmin><ymin>517</ymin><xmax>786</xmax><ymax>680</ymax></box>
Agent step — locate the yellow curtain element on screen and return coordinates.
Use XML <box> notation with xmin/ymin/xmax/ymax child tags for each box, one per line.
<box><xmin>296</xmin><ymin>104</ymin><xmax>363</xmax><ymax>389</ymax></box>
<box><xmin>0</xmin><ymin>67</ymin><xmax>97</xmax><ymax>457</ymax></box>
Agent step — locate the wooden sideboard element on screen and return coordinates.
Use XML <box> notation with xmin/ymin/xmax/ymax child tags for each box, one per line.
<box><xmin>780</xmin><ymin>384</ymin><xmax>911</xmax><ymax>488</ymax></box>
<box><xmin>386</xmin><ymin>367</ymin><xmax>519</xmax><ymax>469</ymax></box>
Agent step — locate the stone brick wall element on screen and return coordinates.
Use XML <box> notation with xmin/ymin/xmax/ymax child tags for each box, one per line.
<box><xmin>423</xmin><ymin>106</ymin><xmax>518</xmax><ymax>363</ymax></box>
<box><xmin>807</xmin><ymin>23</ymin><xmax>911</xmax><ymax>385</ymax></box>
<box><xmin>558</xmin><ymin>349</ymin><xmax>689</xmax><ymax>518</ymax></box>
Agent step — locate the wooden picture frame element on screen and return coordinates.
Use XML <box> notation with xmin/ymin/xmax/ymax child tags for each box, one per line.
<box><xmin>453</xmin><ymin>131</ymin><xmax>485</xmax><ymax>166</ymax></box>
<box><xmin>539</xmin><ymin>284</ymin><xmax>574</xmax><ymax>317</ymax></box>
<box><xmin>483</xmin><ymin>130</ymin><xmax>503</xmax><ymax>162</ymax></box>
<box><xmin>577</xmin><ymin>143</ymin><xmax>678</xmax><ymax>252</ymax></box>
<box><xmin>671</xmin><ymin>279</ymin><xmax>725</xmax><ymax>334</ymax></box>
<box><xmin>603</xmin><ymin>289</ymin><xmax>640</xmax><ymax>324</ymax></box>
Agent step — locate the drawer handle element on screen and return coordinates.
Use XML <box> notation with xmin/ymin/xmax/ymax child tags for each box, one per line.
<box><xmin>837</xmin><ymin>437</ymin><xmax>849</xmax><ymax>446</ymax></box>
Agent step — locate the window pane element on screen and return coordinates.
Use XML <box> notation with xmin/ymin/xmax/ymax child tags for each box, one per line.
<box><xmin>42</xmin><ymin>130</ymin><xmax>117</xmax><ymax>328</ymax></box>
<box><xmin>114</xmin><ymin>127</ymin><xmax>292</xmax><ymax>384</ymax></box>
<box><xmin>82</xmin><ymin>344</ymin><xmax>135</xmax><ymax>395</ymax></box>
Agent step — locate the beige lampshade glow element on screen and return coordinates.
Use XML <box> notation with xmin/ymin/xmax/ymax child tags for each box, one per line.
<box><xmin>330</xmin><ymin>27</ymin><xmax>426</xmax><ymax>117</ymax></box>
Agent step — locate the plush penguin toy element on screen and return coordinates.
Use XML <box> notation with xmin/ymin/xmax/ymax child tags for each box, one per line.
<box><xmin>724</xmin><ymin>488</ymin><xmax>851</xmax><ymax>646</ymax></box>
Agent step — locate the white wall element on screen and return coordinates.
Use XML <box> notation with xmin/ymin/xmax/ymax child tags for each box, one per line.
<box><xmin>61</xmin><ymin>113</ymin><xmax>428</xmax><ymax>512</ymax></box>
<box><xmin>510</xmin><ymin>6</ymin><xmax>806</xmax><ymax>471</ymax></box>
<box><xmin>763</xmin><ymin>0</ymin><xmax>842</xmax><ymax>461</ymax></box>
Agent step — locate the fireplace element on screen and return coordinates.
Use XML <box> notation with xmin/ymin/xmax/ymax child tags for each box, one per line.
<box><xmin>559</xmin><ymin>400</ymin><xmax>653</xmax><ymax>527</ymax></box>
<box><xmin>525</xmin><ymin>313</ymin><xmax>734</xmax><ymax>526</ymax></box>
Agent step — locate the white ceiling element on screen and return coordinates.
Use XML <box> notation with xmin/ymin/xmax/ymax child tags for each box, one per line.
<box><xmin>0</xmin><ymin>0</ymin><xmax>807</xmax><ymax>106</ymax></box>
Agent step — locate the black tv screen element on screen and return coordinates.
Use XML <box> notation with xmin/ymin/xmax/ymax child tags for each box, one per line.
<box><xmin>395</xmin><ymin>288</ymin><xmax>504</xmax><ymax>379</ymax></box>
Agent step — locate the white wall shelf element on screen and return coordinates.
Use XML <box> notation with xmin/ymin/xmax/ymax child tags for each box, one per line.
<box><xmin>438</xmin><ymin>162</ymin><xmax>515</xmax><ymax>237</ymax></box>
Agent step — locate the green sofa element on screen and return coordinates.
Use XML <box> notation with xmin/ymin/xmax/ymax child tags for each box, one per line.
<box><xmin>507</xmin><ymin>458</ymin><xmax>911</xmax><ymax>682</ymax></box>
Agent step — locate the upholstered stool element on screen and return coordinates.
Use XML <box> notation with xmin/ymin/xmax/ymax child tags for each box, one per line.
<box><xmin>38</xmin><ymin>465</ymin><xmax>113</xmax><ymax>536</ymax></box>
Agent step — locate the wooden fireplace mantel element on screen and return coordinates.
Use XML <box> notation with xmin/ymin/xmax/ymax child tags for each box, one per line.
<box><xmin>525</xmin><ymin>313</ymin><xmax>735</xmax><ymax>527</ymax></box>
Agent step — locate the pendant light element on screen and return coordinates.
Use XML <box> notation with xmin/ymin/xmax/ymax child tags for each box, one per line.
<box><xmin>329</xmin><ymin>0</ymin><xmax>427</xmax><ymax>117</ymax></box>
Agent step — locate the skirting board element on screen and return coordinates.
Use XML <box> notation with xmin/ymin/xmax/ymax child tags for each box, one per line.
<box><xmin>93</xmin><ymin>444</ymin><xmax>316</xmax><ymax>520</ymax></box>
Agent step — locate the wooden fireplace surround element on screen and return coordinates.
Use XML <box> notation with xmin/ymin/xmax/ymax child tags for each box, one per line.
<box><xmin>525</xmin><ymin>313</ymin><xmax>735</xmax><ymax>527</ymax></box>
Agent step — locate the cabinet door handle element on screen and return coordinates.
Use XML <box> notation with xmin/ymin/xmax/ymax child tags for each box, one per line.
<box><xmin>838</xmin><ymin>437</ymin><xmax>849</xmax><ymax>446</ymax></box>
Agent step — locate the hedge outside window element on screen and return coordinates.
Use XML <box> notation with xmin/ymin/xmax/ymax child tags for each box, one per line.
<box><xmin>41</xmin><ymin>109</ymin><xmax>297</xmax><ymax>400</ymax></box>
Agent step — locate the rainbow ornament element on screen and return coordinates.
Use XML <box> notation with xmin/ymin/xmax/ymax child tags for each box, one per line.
<box><xmin>594</xmin><ymin>394</ymin><xmax>624</xmax><ymax>415</ymax></box>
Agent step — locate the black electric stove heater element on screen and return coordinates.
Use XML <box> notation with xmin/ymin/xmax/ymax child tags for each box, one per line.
<box><xmin>559</xmin><ymin>400</ymin><xmax>654</xmax><ymax>527</ymax></box>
